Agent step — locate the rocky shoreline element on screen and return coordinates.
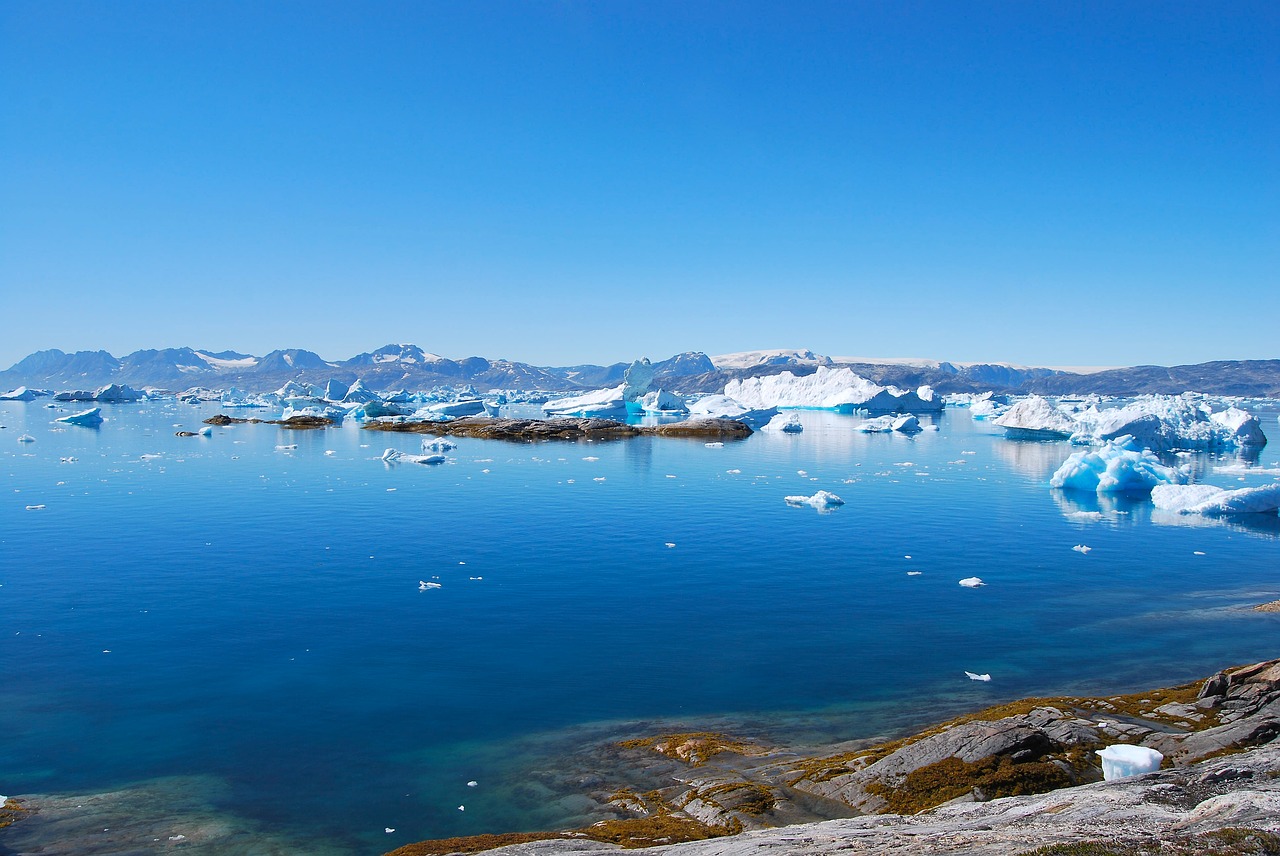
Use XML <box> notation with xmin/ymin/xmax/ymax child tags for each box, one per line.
<box><xmin>361</xmin><ymin>416</ymin><xmax>753</xmax><ymax>442</ymax></box>
<box><xmin>385</xmin><ymin>658</ymin><xmax>1280</xmax><ymax>856</ymax></box>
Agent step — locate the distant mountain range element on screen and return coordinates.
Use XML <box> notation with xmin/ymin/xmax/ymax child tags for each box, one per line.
<box><xmin>1</xmin><ymin>345</ymin><xmax>1277</xmax><ymax>398</ymax></box>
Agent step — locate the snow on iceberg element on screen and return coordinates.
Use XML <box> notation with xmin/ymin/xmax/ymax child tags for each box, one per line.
<box><xmin>724</xmin><ymin>367</ymin><xmax>941</xmax><ymax>413</ymax></box>
<box><xmin>93</xmin><ymin>383</ymin><xmax>145</xmax><ymax>402</ymax></box>
<box><xmin>1151</xmin><ymin>483</ymin><xmax>1280</xmax><ymax>515</ymax></box>
<box><xmin>0</xmin><ymin>386</ymin><xmax>43</xmax><ymax>401</ymax></box>
<box><xmin>784</xmin><ymin>490</ymin><xmax>845</xmax><ymax>509</ymax></box>
<box><xmin>640</xmin><ymin>389</ymin><xmax>688</xmax><ymax>414</ymax></box>
<box><xmin>761</xmin><ymin>412</ymin><xmax>804</xmax><ymax>432</ymax></box>
<box><xmin>1050</xmin><ymin>436</ymin><xmax>1186</xmax><ymax>493</ymax></box>
<box><xmin>55</xmin><ymin>407</ymin><xmax>104</xmax><ymax>427</ymax></box>
<box><xmin>994</xmin><ymin>396</ymin><xmax>1078</xmax><ymax>440</ymax></box>
<box><xmin>342</xmin><ymin>380</ymin><xmax>381</xmax><ymax>404</ymax></box>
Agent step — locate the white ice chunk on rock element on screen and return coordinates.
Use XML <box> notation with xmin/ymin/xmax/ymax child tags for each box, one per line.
<box><xmin>1151</xmin><ymin>483</ymin><xmax>1280</xmax><ymax>515</ymax></box>
<box><xmin>1050</xmin><ymin>437</ymin><xmax>1186</xmax><ymax>493</ymax></box>
<box><xmin>784</xmin><ymin>490</ymin><xmax>844</xmax><ymax>509</ymax></box>
<box><xmin>56</xmin><ymin>407</ymin><xmax>103</xmax><ymax>427</ymax></box>
<box><xmin>1097</xmin><ymin>744</ymin><xmax>1163</xmax><ymax>780</ymax></box>
<box><xmin>993</xmin><ymin>396</ymin><xmax>1078</xmax><ymax>440</ymax></box>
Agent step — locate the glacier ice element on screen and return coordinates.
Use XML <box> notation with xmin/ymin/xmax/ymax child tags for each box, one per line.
<box><xmin>542</xmin><ymin>385</ymin><xmax>629</xmax><ymax>419</ymax></box>
<box><xmin>323</xmin><ymin>379</ymin><xmax>350</xmax><ymax>402</ymax></box>
<box><xmin>761</xmin><ymin>412</ymin><xmax>804</xmax><ymax>432</ymax></box>
<box><xmin>382</xmin><ymin>448</ymin><xmax>446</xmax><ymax>465</ymax></box>
<box><xmin>965</xmin><ymin>671</ymin><xmax>992</xmax><ymax>682</ymax></box>
<box><xmin>92</xmin><ymin>383</ymin><xmax>144</xmax><ymax>402</ymax></box>
<box><xmin>784</xmin><ymin>490</ymin><xmax>845</xmax><ymax>509</ymax></box>
<box><xmin>342</xmin><ymin>380</ymin><xmax>381</xmax><ymax>404</ymax></box>
<box><xmin>1069</xmin><ymin>398</ymin><xmax>1267</xmax><ymax>452</ymax></box>
<box><xmin>422</xmin><ymin>437</ymin><xmax>458</xmax><ymax>452</ymax></box>
<box><xmin>621</xmin><ymin>358</ymin><xmax>655</xmax><ymax>401</ymax></box>
<box><xmin>687</xmin><ymin>395</ymin><xmax>778</xmax><ymax>428</ymax></box>
<box><xmin>993</xmin><ymin>396</ymin><xmax>1078</xmax><ymax>439</ymax></box>
<box><xmin>424</xmin><ymin>398</ymin><xmax>486</xmax><ymax>418</ymax></box>
<box><xmin>1151</xmin><ymin>483</ymin><xmax>1280</xmax><ymax>515</ymax></box>
<box><xmin>0</xmin><ymin>386</ymin><xmax>43</xmax><ymax>401</ymax></box>
<box><xmin>1050</xmin><ymin>437</ymin><xmax>1186</xmax><ymax>493</ymax></box>
<box><xmin>1097</xmin><ymin>744</ymin><xmax>1163</xmax><ymax>780</ymax></box>
<box><xmin>55</xmin><ymin>407</ymin><xmax>104</xmax><ymax>427</ymax></box>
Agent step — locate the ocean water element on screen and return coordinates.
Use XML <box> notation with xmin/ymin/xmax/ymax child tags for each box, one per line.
<box><xmin>2</xmin><ymin>400</ymin><xmax>1278</xmax><ymax>852</ymax></box>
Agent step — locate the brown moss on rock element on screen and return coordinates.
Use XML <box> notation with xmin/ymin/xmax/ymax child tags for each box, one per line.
<box><xmin>0</xmin><ymin>797</ymin><xmax>27</xmax><ymax>830</ymax></box>
<box><xmin>866</xmin><ymin>755</ymin><xmax>1075</xmax><ymax>814</ymax></box>
<box><xmin>617</xmin><ymin>732</ymin><xmax>763</xmax><ymax>766</ymax></box>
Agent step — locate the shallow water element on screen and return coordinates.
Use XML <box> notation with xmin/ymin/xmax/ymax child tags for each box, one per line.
<box><xmin>2</xmin><ymin>400</ymin><xmax>1278</xmax><ymax>852</ymax></box>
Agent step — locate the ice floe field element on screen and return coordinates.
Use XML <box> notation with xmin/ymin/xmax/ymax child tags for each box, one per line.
<box><xmin>2</xmin><ymin>398</ymin><xmax>1279</xmax><ymax>852</ymax></box>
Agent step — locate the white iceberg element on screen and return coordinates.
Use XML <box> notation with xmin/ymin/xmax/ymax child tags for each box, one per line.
<box><xmin>640</xmin><ymin>389</ymin><xmax>688</xmax><ymax>414</ymax></box>
<box><xmin>382</xmin><ymin>448</ymin><xmax>446</xmax><ymax>465</ymax></box>
<box><xmin>687</xmin><ymin>395</ymin><xmax>777</xmax><ymax>428</ymax></box>
<box><xmin>1151</xmin><ymin>483</ymin><xmax>1280</xmax><ymax>515</ymax></box>
<box><xmin>425</xmin><ymin>398</ymin><xmax>486</xmax><ymax>418</ymax></box>
<box><xmin>723</xmin><ymin>366</ymin><xmax>941</xmax><ymax>413</ymax></box>
<box><xmin>422</xmin><ymin>437</ymin><xmax>458</xmax><ymax>452</ymax></box>
<box><xmin>93</xmin><ymin>383</ymin><xmax>144</xmax><ymax>402</ymax></box>
<box><xmin>964</xmin><ymin>671</ymin><xmax>992</xmax><ymax>682</ymax></box>
<box><xmin>621</xmin><ymin>358</ymin><xmax>655</xmax><ymax>401</ymax></box>
<box><xmin>761</xmin><ymin>412</ymin><xmax>804</xmax><ymax>433</ymax></box>
<box><xmin>1068</xmin><ymin>397</ymin><xmax>1267</xmax><ymax>452</ymax></box>
<box><xmin>342</xmin><ymin>380</ymin><xmax>381</xmax><ymax>404</ymax></box>
<box><xmin>784</xmin><ymin>490</ymin><xmax>844</xmax><ymax>509</ymax></box>
<box><xmin>1050</xmin><ymin>437</ymin><xmax>1186</xmax><ymax>493</ymax></box>
<box><xmin>994</xmin><ymin>396</ymin><xmax>1078</xmax><ymax>440</ymax></box>
<box><xmin>220</xmin><ymin>387</ymin><xmax>265</xmax><ymax>408</ymax></box>
<box><xmin>1097</xmin><ymin>744</ymin><xmax>1163</xmax><ymax>780</ymax></box>
<box><xmin>55</xmin><ymin>407</ymin><xmax>104</xmax><ymax>427</ymax></box>
<box><xmin>281</xmin><ymin>405</ymin><xmax>347</xmax><ymax>423</ymax></box>
<box><xmin>542</xmin><ymin>385</ymin><xmax>629</xmax><ymax>419</ymax></box>
<box><xmin>0</xmin><ymin>386</ymin><xmax>42</xmax><ymax>401</ymax></box>
<box><xmin>958</xmin><ymin>577</ymin><xmax>985</xmax><ymax>587</ymax></box>
<box><xmin>17</xmin><ymin>434</ymin><xmax>35</xmax><ymax>443</ymax></box>
<box><xmin>323</xmin><ymin>379</ymin><xmax>350</xmax><ymax>402</ymax></box>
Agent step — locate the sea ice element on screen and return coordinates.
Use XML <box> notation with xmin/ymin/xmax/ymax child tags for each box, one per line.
<box><xmin>1151</xmin><ymin>483</ymin><xmax>1280</xmax><ymax>515</ymax></box>
<box><xmin>965</xmin><ymin>671</ymin><xmax>992</xmax><ymax>682</ymax></box>
<box><xmin>1050</xmin><ymin>437</ymin><xmax>1186</xmax><ymax>493</ymax></box>
<box><xmin>958</xmin><ymin>577</ymin><xmax>985</xmax><ymax>587</ymax></box>
<box><xmin>18</xmin><ymin>434</ymin><xmax>35</xmax><ymax>443</ymax></box>
<box><xmin>1097</xmin><ymin>744</ymin><xmax>1163</xmax><ymax>780</ymax></box>
<box><xmin>1072</xmin><ymin>544</ymin><xmax>1092</xmax><ymax>554</ymax></box>
<box><xmin>784</xmin><ymin>490</ymin><xmax>844</xmax><ymax>509</ymax></box>
<box><xmin>55</xmin><ymin>407</ymin><xmax>104</xmax><ymax>427</ymax></box>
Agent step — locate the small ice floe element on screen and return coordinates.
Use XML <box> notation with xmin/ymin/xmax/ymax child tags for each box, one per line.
<box><xmin>593</xmin><ymin>477</ymin><xmax>606</xmax><ymax>482</ymax></box>
<box><xmin>1193</xmin><ymin>551</ymin><xmax>1206</xmax><ymax>556</ymax></box>
<box><xmin>56</xmin><ymin>407</ymin><xmax>104</xmax><ymax>427</ymax></box>
<box><xmin>385</xmin><ymin>828</ymin><xmax>395</xmax><ymax>833</ymax></box>
<box><xmin>906</xmin><ymin>571</ymin><xmax>922</xmax><ymax>576</ymax></box>
<box><xmin>198</xmin><ymin>427</ymin><xmax>213</xmax><ymax>436</ymax></box>
<box><xmin>965</xmin><ymin>671</ymin><xmax>992</xmax><ymax>682</ymax></box>
<box><xmin>325</xmin><ymin>450</ymin><xmax>336</xmax><ymax>456</ymax></box>
<box><xmin>1072</xmin><ymin>544</ymin><xmax>1092</xmax><ymax>554</ymax></box>
<box><xmin>467</xmin><ymin>780</ymin><xmax>478</xmax><ymax>787</ymax></box>
<box><xmin>418</xmin><ymin>580</ymin><xmax>442</xmax><ymax>590</ymax></box>
<box><xmin>60</xmin><ymin>456</ymin><xmax>77</xmax><ymax>463</ymax></box>
<box><xmin>727</xmin><ymin>468</ymin><xmax>741</xmax><ymax>474</ymax></box>
<box><xmin>1151</xmin><ymin>482</ymin><xmax>1280</xmax><ymax>515</ymax></box>
<box><xmin>784</xmin><ymin>490</ymin><xmax>844</xmax><ymax>509</ymax></box>
<box><xmin>168</xmin><ymin>834</ymin><xmax>186</xmax><ymax>841</ymax></box>
<box><xmin>18</xmin><ymin>434</ymin><xmax>35</xmax><ymax>443</ymax></box>
<box><xmin>422</xmin><ymin>438</ymin><xmax>458</xmax><ymax>452</ymax></box>
<box><xmin>665</xmin><ymin>542</ymin><xmax>676</xmax><ymax>548</ymax></box>
<box><xmin>139</xmin><ymin>453</ymin><xmax>163</xmax><ymax>461</ymax></box>
<box><xmin>958</xmin><ymin>577</ymin><xmax>985</xmax><ymax>588</ymax></box>
<box><xmin>275</xmin><ymin>444</ymin><xmax>298</xmax><ymax>451</ymax></box>
<box><xmin>705</xmin><ymin>442</ymin><xmax>724</xmax><ymax>448</ymax></box>
<box><xmin>382</xmin><ymin>449</ymin><xmax>446</xmax><ymax>465</ymax></box>
<box><xmin>1066</xmin><ymin>511</ymin><xmax>1104</xmax><ymax>521</ymax></box>
<box><xmin>457</xmin><ymin>805</ymin><xmax>465</xmax><ymax>812</ymax></box>
<box><xmin>582</xmin><ymin>456</ymin><xmax>599</xmax><ymax>462</ymax></box>
<box><xmin>25</xmin><ymin>504</ymin><xmax>46</xmax><ymax>510</ymax></box>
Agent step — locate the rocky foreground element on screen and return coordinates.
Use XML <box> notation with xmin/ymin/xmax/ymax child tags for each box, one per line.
<box><xmin>388</xmin><ymin>659</ymin><xmax>1280</xmax><ymax>856</ymax></box>
<box><xmin>362</xmin><ymin>417</ymin><xmax>753</xmax><ymax>441</ymax></box>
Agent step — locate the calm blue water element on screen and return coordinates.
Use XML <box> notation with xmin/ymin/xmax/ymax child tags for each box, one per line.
<box><xmin>2</xmin><ymin>400</ymin><xmax>1278</xmax><ymax>851</ymax></box>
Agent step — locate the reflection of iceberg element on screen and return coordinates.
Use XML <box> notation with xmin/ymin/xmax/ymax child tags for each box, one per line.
<box><xmin>56</xmin><ymin>407</ymin><xmax>104</xmax><ymax>427</ymax></box>
<box><xmin>1050</xmin><ymin>437</ymin><xmax>1185</xmax><ymax>493</ymax></box>
<box><xmin>1152</xmin><ymin>483</ymin><xmax>1280</xmax><ymax>515</ymax></box>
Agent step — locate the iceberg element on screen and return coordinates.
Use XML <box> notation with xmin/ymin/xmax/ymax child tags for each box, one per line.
<box><xmin>220</xmin><ymin>387</ymin><xmax>265</xmax><ymax>408</ymax></box>
<box><xmin>1050</xmin><ymin>437</ymin><xmax>1186</xmax><ymax>493</ymax></box>
<box><xmin>761</xmin><ymin>412</ymin><xmax>804</xmax><ymax>433</ymax></box>
<box><xmin>542</xmin><ymin>385</ymin><xmax>629</xmax><ymax>419</ymax></box>
<box><xmin>969</xmin><ymin>398</ymin><xmax>1009</xmax><ymax>420</ymax></box>
<box><xmin>93</xmin><ymin>383</ymin><xmax>144</xmax><ymax>402</ymax></box>
<box><xmin>1151</xmin><ymin>483</ymin><xmax>1280</xmax><ymax>516</ymax></box>
<box><xmin>18</xmin><ymin>434</ymin><xmax>35</xmax><ymax>443</ymax></box>
<box><xmin>1069</xmin><ymin>397</ymin><xmax>1267</xmax><ymax>452</ymax></box>
<box><xmin>784</xmin><ymin>490</ymin><xmax>844</xmax><ymax>509</ymax></box>
<box><xmin>0</xmin><ymin>386</ymin><xmax>43</xmax><ymax>401</ymax></box>
<box><xmin>323</xmin><ymin>379</ymin><xmax>350</xmax><ymax>402</ymax></box>
<box><xmin>422</xmin><ymin>437</ymin><xmax>458</xmax><ymax>452</ymax></box>
<box><xmin>958</xmin><ymin>577</ymin><xmax>985</xmax><ymax>587</ymax></box>
<box><xmin>424</xmin><ymin>398</ymin><xmax>486</xmax><ymax>418</ymax></box>
<box><xmin>55</xmin><ymin>407</ymin><xmax>104</xmax><ymax>427</ymax></box>
<box><xmin>621</xmin><ymin>358</ymin><xmax>655</xmax><ymax>401</ymax></box>
<box><xmin>1097</xmin><ymin>744</ymin><xmax>1163</xmax><ymax>780</ymax></box>
<box><xmin>687</xmin><ymin>395</ymin><xmax>778</xmax><ymax>428</ymax></box>
<box><xmin>859</xmin><ymin>414</ymin><xmax>922</xmax><ymax>434</ymax></box>
<box><xmin>382</xmin><ymin>448</ymin><xmax>446</xmax><ymax>465</ymax></box>
<box><xmin>993</xmin><ymin>396</ymin><xmax>1078</xmax><ymax>440</ymax></box>
<box><xmin>640</xmin><ymin>389</ymin><xmax>688</xmax><ymax>414</ymax></box>
<box><xmin>723</xmin><ymin>366</ymin><xmax>940</xmax><ymax>413</ymax></box>
<box><xmin>341</xmin><ymin>380</ymin><xmax>381</xmax><ymax>404</ymax></box>
<box><xmin>281</xmin><ymin>404</ymin><xmax>347</xmax><ymax>423</ymax></box>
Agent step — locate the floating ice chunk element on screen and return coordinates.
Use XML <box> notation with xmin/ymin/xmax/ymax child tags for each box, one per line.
<box><xmin>385</xmin><ymin>828</ymin><xmax>395</xmax><ymax>834</ymax></box>
<box><xmin>687</xmin><ymin>394</ymin><xmax>778</xmax><ymax>428</ymax></box>
<box><xmin>965</xmin><ymin>671</ymin><xmax>992</xmax><ymax>682</ymax></box>
<box><xmin>784</xmin><ymin>490</ymin><xmax>844</xmax><ymax>509</ymax></box>
<box><xmin>705</xmin><ymin>442</ymin><xmax>724</xmax><ymax>448</ymax></box>
<box><xmin>457</xmin><ymin>805</ymin><xmax>465</xmax><ymax>811</ymax></box>
<box><xmin>383</xmin><ymin>448</ymin><xmax>446</xmax><ymax>465</ymax></box>
<box><xmin>726</xmin><ymin>468</ymin><xmax>741</xmax><ymax>474</ymax></box>
<box><xmin>761</xmin><ymin>412</ymin><xmax>804</xmax><ymax>433</ymax></box>
<box><xmin>582</xmin><ymin>456</ymin><xmax>600</xmax><ymax>462</ymax></box>
<box><xmin>859</xmin><ymin>415</ymin><xmax>897</xmax><ymax>433</ymax></box>
<box><xmin>56</xmin><ymin>407</ymin><xmax>104</xmax><ymax>427</ymax></box>
<box><xmin>275</xmin><ymin>444</ymin><xmax>298</xmax><ymax>451</ymax></box>
<box><xmin>1069</xmin><ymin>398</ymin><xmax>1267</xmax><ymax>452</ymax></box>
<box><xmin>891</xmin><ymin>414</ymin><xmax>921</xmax><ymax>433</ymax></box>
<box><xmin>418</xmin><ymin>580</ymin><xmax>442</xmax><ymax>590</ymax></box>
<box><xmin>906</xmin><ymin>571</ymin><xmax>922</xmax><ymax>576</ymax></box>
<box><xmin>1097</xmin><ymin>744</ymin><xmax>1163</xmax><ymax>780</ymax></box>
<box><xmin>198</xmin><ymin>426</ymin><xmax>212</xmax><ymax>436</ymax></box>
<box><xmin>422</xmin><ymin>438</ymin><xmax>458</xmax><ymax>452</ymax></box>
<box><xmin>0</xmin><ymin>386</ymin><xmax>42</xmax><ymax>401</ymax></box>
<box><xmin>664</xmin><ymin>542</ymin><xmax>676</xmax><ymax>548</ymax></box>
<box><xmin>467</xmin><ymin>781</ymin><xmax>478</xmax><ymax>787</ymax></box>
<box><xmin>1072</xmin><ymin>544</ymin><xmax>1092</xmax><ymax>554</ymax></box>
<box><xmin>1151</xmin><ymin>483</ymin><xmax>1280</xmax><ymax>515</ymax></box>
<box><xmin>542</xmin><ymin>385</ymin><xmax>629</xmax><ymax>418</ymax></box>
<box><xmin>93</xmin><ymin>383</ymin><xmax>144</xmax><ymax>402</ymax></box>
<box><xmin>640</xmin><ymin>388</ymin><xmax>688</xmax><ymax>414</ymax></box>
<box><xmin>18</xmin><ymin>434</ymin><xmax>35</xmax><ymax>443</ymax></box>
<box><xmin>1050</xmin><ymin>437</ymin><xmax>1185</xmax><ymax>493</ymax></box>
<box><xmin>25</xmin><ymin>504</ymin><xmax>45</xmax><ymax>510</ymax></box>
<box><xmin>994</xmin><ymin>396</ymin><xmax>1078</xmax><ymax>439</ymax></box>
<box><xmin>958</xmin><ymin>577</ymin><xmax>985</xmax><ymax>587</ymax></box>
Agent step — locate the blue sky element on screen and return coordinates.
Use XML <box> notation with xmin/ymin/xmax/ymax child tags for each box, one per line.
<box><xmin>2</xmin><ymin>1</ymin><xmax>1276</xmax><ymax>369</ymax></box>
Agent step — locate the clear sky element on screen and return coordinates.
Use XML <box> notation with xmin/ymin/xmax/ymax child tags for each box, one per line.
<box><xmin>1</xmin><ymin>1</ymin><xmax>1276</xmax><ymax>369</ymax></box>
